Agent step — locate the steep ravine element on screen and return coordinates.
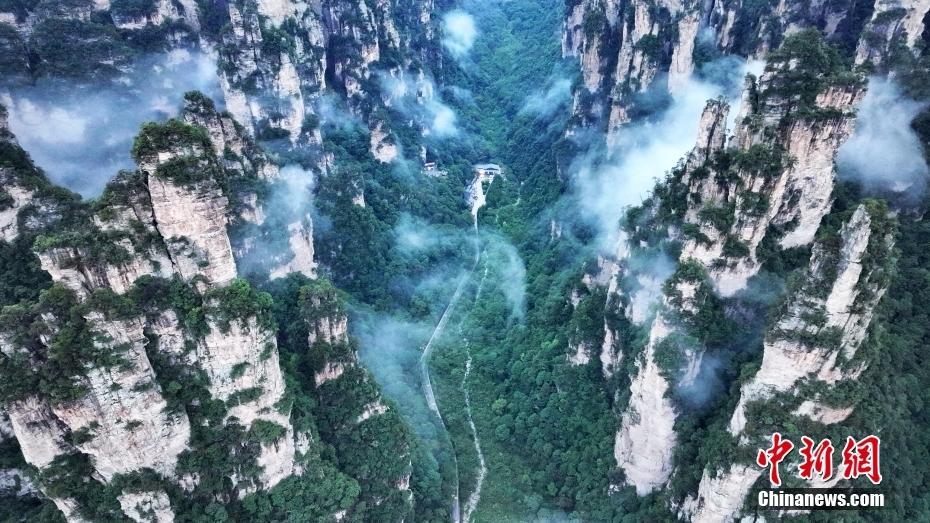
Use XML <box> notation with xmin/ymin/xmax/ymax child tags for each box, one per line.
<box><xmin>1</xmin><ymin>0</ymin><xmax>926</xmax><ymax>520</ymax></box>
<box><xmin>420</xmin><ymin>167</ymin><xmax>497</xmax><ymax>521</ymax></box>
<box><xmin>419</xmin><ymin>269</ymin><xmax>469</xmax><ymax>522</ymax></box>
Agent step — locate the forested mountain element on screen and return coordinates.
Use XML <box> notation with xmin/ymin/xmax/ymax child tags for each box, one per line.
<box><xmin>0</xmin><ymin>0</ymin><xmax>928</xmax><ymax>522</ymax></box>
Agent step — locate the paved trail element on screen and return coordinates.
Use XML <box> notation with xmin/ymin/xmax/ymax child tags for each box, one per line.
<box><xmin>420</xmin><ymin>174</ymin><xmax>490</xmax><ymax>522</ymax></box>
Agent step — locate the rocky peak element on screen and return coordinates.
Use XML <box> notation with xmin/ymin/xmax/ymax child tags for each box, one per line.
<box><xmin>729</xmin><ymin>203</ymin><xmax>894</xmax><ymax>435</ymax></box>
<box><xmin>131</xmin><ymin>119</ymin><xmax>239</xmax><ymax>288</ymax></box>
<box><xmin>614</xmin><ymin>314</ymin><xmax>678</xmax><ymax>494</ymax></box>
<box><xmin>686</xmin><ymin>99</ymin><xmax>730</xmax><ymax>170</ymax></box>
<box><xmin>596</xmin><ymin>32</ymin><xmax>870</xmax><ymax>498</ymax></box>
<box><xmin>683</xmin><ymin>202</ymin><xmax>895</xmax><ymax>522</ymax></box>
<box><xmin>215</xmin><ymin>0</ymin><xmax>439</xmax><ymax>166</ymax></box>
<box><xmin>301</xmin><ymin>279</ymin><xmax>349</xmax><ymax>346</ymax></box>
<box><xmin>0</xmin><ymin>106</ymin><xmax>308</xmax><ymax>519</ymax></box>
<box><xmin>181</xmin><ymin>91</ymin><xmax>279</xmax><ymax>181</ymax></box>
<box><xmin>560</xmin><ymin>0</ymin><xmax>914</xmax><ymax>141</ymax></box>
<box><xmin>679</xmin><ymin>34</ymin><xmax>866</xmax><ymax>296</ymax></box>
<box><xmin>219</xmin><ymin>0</ymin><xmax>325</xmax><ymax>148</ymax></box>
<box><xmin>855</xmin><ymin>0</ymin><xmax>930</xmax><ymax>68</ymax></box>
<box><xmin>175</xmin><ymin>92</ymin><xmax>317</xmax><ymax>281</ymax></box>
<box><xmin>29</xmin><ymin>105</ymin><xmax>294</xmax><ymax>298</ymax></box>
<box><xmin>561</xmin><ymin>0</ymin><xmax>714</xmax><ymax>137</ymax></box>
<box><xmin>0</xmin><ymin>283</ymin><xmax>193</xmax><ymax>521</ymax></box>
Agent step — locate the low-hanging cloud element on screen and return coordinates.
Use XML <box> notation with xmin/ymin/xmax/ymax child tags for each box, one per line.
<box><xmin>485</xmin><ymin>237</ymin><xmax>527</xmax><ymax>320</ymax></box>
<box><xmin>277</xmin><ymin>164</ymin><xmax>316</xmax><ymax>212</ymax></box>
<box><xmin>522</xmin><ymin>78</ymin><xmax>572</xmax><ymax>117</ymax></box>
<box><xmin>379</xmin><ymin>72</ymin><xmax>461</xmax><ymax>138</ymax></box>
<box><xmin>394</xmin><ymin>214</ymin><xmax>452</xmax><ymax>254</ymax></box>
<box><xmin>352</xmin><ymin>309</ymin><xmax>443</xmax><ymax>443</ymax></box>
<box><xmin>2</xmin><ymin>49</ymin><xmax>220</xmax><ymax>197</ymax></box>
<box><xmin>234</xmin><ymin>163</ymin><xmax>318</xmax><ymax>279</ymax></box>
<box><xmin>837</xmin><ymin>77</ymin><xmax>929</xmax><ymax>202</ymax></box>
<box><xmin>570</xmin><ymin>58</ymin><xmax>756</xmax><ymax>252</ymax></box>
<box><xmin>315</xmin><ymin>93</ymin><xmax>364</xmax><ymax>131</ymax></box>
<box><xmin>623</xmin><ymin>248</ymin><xmax>677</xmax><ymax>324</ymax></box>
<box><xmin>442</xmin><ymin>10</ymin><xmax>477</xmax><ymax>59</ymax></box>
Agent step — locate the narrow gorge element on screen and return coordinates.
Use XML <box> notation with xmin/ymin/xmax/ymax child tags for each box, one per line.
<box><xmin>1</xmin><ymin>0</ymin><xmax>929</xmax><ymax>522</ymax></box>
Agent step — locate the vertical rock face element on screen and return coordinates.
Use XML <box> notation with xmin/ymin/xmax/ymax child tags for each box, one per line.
<box><xmin>679</xmin><ymin>53</ymin><xmax>865</xmax><ymax>297</ymax></box>
<box><xmin>303</xmin><ymin>279</ymin><xmax>353</xmax><ymax>387</ymax></box>
<box><xmin>216</xmin><ymin>0</ymin><xmax>440</xmax><ymax>162</ymax></box>
<box><xmin>559</xmin><ymin>0</ymin><xmax>924</xmax><ymax>141</ymax></box>
<box><xmin>5</xmin><ymin>397</ymin><xmax>71</xmax><ymax>470</ymax></box>
<box><xmin>196</xmin><ymin>314</ymin><xmax>295</xmax><ymax>489</ymax></box>
<box><xmin>855</xmin><ymin>0</ymin><xmax>930</xmax><ymax>67</ymax></box>
<box><xmin>181</xmin><ymin>93</ymin><xmax>280</xmax><ymax>182</ymax></box>
<box><xmin>267</xmin><ymin>220</ymin><xmax>318</xmax><ymax>279</ymax></box>
<box><xmin>1</xmin><ymin>297</ymin><xmax>192</xmax><ymax>520</ymax></box>
<box><xmin>179</xmin><ymin>93</ymin><xmax>317</xmax><ymax>280</ymax></box>
<box><xmin>598</xmin><ymin>33</ymin><xmax>869</xmax><ymax>496</ymax></box>
<box><xmin>728</xmin><ymin>204</ymin><xmax>892</xmax><ymax>435</ymax></box>
<box><xmin>0</xmin><ymin>104</ymin><xmax>29</xmax><ymax>241</ymax></box>
<box><xmin>298</xmin><ymin>278</ymin><xmax>411</xmax><ymax>507</ymax></box>
<box><xmin>680</xmin><ymin>464</ymin><xmax>762</xmax><ymax>523</ymax></box>
<box><xmin>562</xmin><ymin>0</ymin><xmax>701</xmax><ymax>136</ymax></box>
<box><xmin>145</xmin><ymin>172</ymin><xmax>238</xmax><ymax>286</ymax></box>
<box><xmin>683</xmin><ymin>203</ymin><xmax>895</xmax><ymax>522</ymax></box>
<box><xmin>0</xmin><ymin>183</ymin><xmax>31</xmax><ymax>243</ymax></box>
<box><xmin>132</xmin><ymin>122</ymin><xmax>239</xmax><ymax>288</ymax></box>
<box><xmin>0</xmin><ymin>103</ymin><xmax>307</xmax><ymax>519</ymax></box>
<box><xmin>50</xmin><ymin>314</ymin><xmax>190</xmax><ymax>481</ymax></box>
<box><xmin>197</xmin><ymin>316</ymin><xmax>285</xmax><ymax>427</ymax></box>
<box><xmin>219</xmin><ymin>0</ymin><xmax>326</xmax><ymax>147</ymax></box>
<box><xmin>668</xmin><ymin>12</ymin><xmax>701</xmax><ymax>93</ymax></box>
<box><xmin>117</xmin><ymin>490</ymin><xmax>175</xmax><ymax>523</ymax></box>
<box><xmin>707</xmin><ymin>0</ymin><xmax>858</xmax><ymax>57</ymax></box>
<box><xmin>0</xmin><ymin>408</ymin><xmax>38</xmax><ymax>498</ymax></box>
<box><xmin>32</xmin><ymin>171</ymin><xmax>174</xmax><ymax>298</ymax></box>
<box><xmin>614</xmin><ymin>316</ymin><xmax>677</xmax><ymax>494</ymax></box>
<box><xmin>305</xmin><ymin>288</ymin><xmax>349</xmax><ymax>347</ymax></box>
<box><xmin>686</xmin><ymin>98</ymin><xmax>730</xmax><ymax>169</ymax></box>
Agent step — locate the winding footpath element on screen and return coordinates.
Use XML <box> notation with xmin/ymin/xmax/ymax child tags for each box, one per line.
<box><xmin>419</xmin><ymin>270</ymin><xmax>470</xmax><ymax>522</ymax></box>
<box><xmin>419</xmin><ymin>169</ymin><xmax>494</xmax><ymax>522</ymax></box>
<box><xmin>461</xmin><ymin>348</ymin><xmax>487</xmax><ymax>523</ymax></box>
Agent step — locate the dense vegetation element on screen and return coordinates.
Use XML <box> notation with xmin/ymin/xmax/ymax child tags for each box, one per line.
<box><xmin>422</xmin><ymin>16</ymin><xmax>930</xmax><ymax>523</ymax></box>
<box><xmin>0</xmin><ymin>93</ymin><xmax>423</xmax><ymax>521</ymax></box>
<box><xmin>2</xmin><ymin>0</ymin><xmax>930</xmax><ymax>521</ymax></box>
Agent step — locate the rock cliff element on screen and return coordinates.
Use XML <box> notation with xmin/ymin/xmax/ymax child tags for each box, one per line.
<box><xmin>561</xmin><ymin>0</ymin><xmax>927</xmax><ymax>139</ymax></box>
<box><xmin>0</xmin><ymin>83</ymin><xmax>419</xmax><ymax>517</ymax></box>
<box><xmin>588</xmin><ymin>32</ymin><xmax>869</xmax><ymax>496</ymax></box>
<box><xmin>298</xmin><ymin>278</ymin><xmax>413</xmax><ymax>509</ymax></box>
<box><xmin>216</xmin><ymin>0</ymin><xmax>441</xmax><ymax>162</ymax></box>
<box><xmin>682</xmin><ymin>202</ymin><xmax>895</xmax><ymax>522</ymax></box>
<box><xmin>562</xmin><ymin>0</ymin><xmax>704</xmax><ymax>138</ymax></box>
<box><xmin>0</xmin><ymin>101</ymin><xmax>308</xmax><ymax>519</ymax></box>
<box><xmin>0</xmin><ymin>0</ymin><xmax>443</xmax><ymax>168</ymax></box>
<box><xmin>855</xmin><ymin>0</ymin><xmax>930</xmax><ymax>68</ymax></box>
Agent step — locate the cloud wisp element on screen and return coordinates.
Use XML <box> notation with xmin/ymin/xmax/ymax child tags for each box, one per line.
<box><xmin>442</xmin><ymin>10</ymin><xmax>477</xmax><ymax>59</ymax></box>
<box><xmin>569</xmin><ymin>58</ymin><xmax>757</xmax><ymax>252</ymax></box>
<box><xmin>522</xmin><ymin>78</ymin><xmax>572</xmax><ymax>117</ymax></box>
<box><xmin>3</xmin><ymin>49</ymin><xmax>220</xmax><ymax>197</ymax></box>
<box><xmin>837</xmin><ymin>77</ymin><xmax>929</xmax><ymax>203</ymax></box>
<box><xmin>379</xmin><ymin>72</ymin><xmax>461</xmax><ymax>139</ymax></box>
